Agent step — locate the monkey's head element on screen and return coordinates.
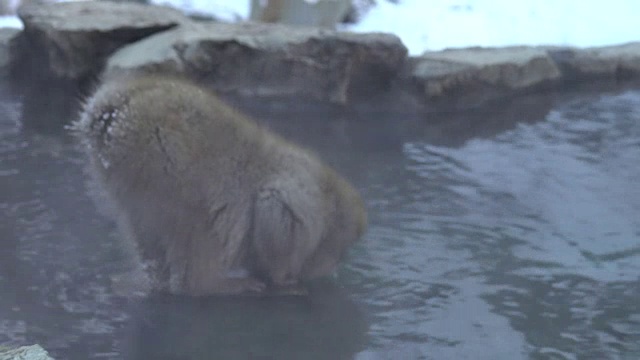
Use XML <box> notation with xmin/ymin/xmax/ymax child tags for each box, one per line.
<box><xmin>339</xmin><ymin>176</ymin><xmax>368</xmax><ymax>243</ymax></box>
<box><xmin>302</xmin><ymin>169</ymin><xmax>367</xmax><ymax>279</ymax></box>
<box><xmin>336</xmin><ymin>177</ymin><xmax>368</xmax><ymax>241</ymax></box>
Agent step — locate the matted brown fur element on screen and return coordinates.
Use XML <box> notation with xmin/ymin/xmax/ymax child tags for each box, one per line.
<box><xmin>73</xmin><ymin>75</ymin><xmax>366</xmax><ymax>296</ymax></box>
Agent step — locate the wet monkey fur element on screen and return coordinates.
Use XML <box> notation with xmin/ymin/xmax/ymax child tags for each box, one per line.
<box><xmin>73</xmin><ymin>75</ymin><xmax>367</xmax><ymax>296</ymax></box>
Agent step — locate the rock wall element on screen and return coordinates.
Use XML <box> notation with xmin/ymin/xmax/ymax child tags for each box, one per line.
<box><xmin>11</xmin><ymin>1</ymin><xmax>186</xmax><ymax>81</ymax></box>
<box><xmin>1</xmin><ymin>1</ymin><xmax>639</xmax><ymax>110</ymax></box>
<box><xmin>0</xmin><ymin>27</ymin><xmax>19</xmax><ymax>78</ymax></box>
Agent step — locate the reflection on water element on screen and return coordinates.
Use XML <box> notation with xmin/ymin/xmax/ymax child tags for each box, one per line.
<box><xmin>1</xmin><ymin>82</ymin><xmax>639</xmax><ymax>359</ymax></box>
<box><xmin>122</xmin><ymin>282</ymin><xmax>366</xmax><ymax>360</ymax></box>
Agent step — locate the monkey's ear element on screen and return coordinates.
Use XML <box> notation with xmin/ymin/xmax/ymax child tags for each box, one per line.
<box><xmin>251</xmin><ymin>186</ymin><xmax>316</xmax><ymax>285</ymax></box>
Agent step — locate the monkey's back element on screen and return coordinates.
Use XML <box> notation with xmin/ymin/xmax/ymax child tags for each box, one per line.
<box><xmin>76</xmin><ymin>76</ymin><xmax>283</xmax><ymax>291</ymax></box>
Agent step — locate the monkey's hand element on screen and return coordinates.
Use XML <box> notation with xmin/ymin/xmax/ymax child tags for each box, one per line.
<box><xmin>221</xmin><ymin>269</ymin><xmax>267</xmax><ymax>295</ymax></box>
<box><xmin>267</xmin><ymin>283</ymin><xmax>309</xmax><ymax>297</ymax></box>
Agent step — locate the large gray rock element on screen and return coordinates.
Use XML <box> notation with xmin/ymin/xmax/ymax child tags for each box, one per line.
<box><xmin>14</xmin><ymin>1</ymin><xmax>187</xmax><ymax>80</ymax></box>
<box><xmin>0</xmin><ymin>27</ymin><xmax>20</xmax><ymax>77</ymax></box>
<box><xmin>0</xmin><ymin>344</ymin><xmax>54</xmax><ymax>360</ymax></box>
<box><xmin>408</xmin><ymin>46</ymin><xmax>562</xmax><ymax>106</ymax></box>
<box><xmin>548</xmin><ymin>42</ymin><xmax>640</xmax><ymax>80</ymax></box>
<box><xmin>105</xmin><ymin>21</ymin><xmax>407</xmax><ymax>103</ymax></box>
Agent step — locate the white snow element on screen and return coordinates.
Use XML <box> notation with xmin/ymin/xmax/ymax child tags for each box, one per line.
<box><xmin>346</xmin><ymin>0</ymin><xmax>640</xmax><ymax>54</ymax></box>
<box><xmin>3</xmin><ymin>0</ymin><xmax>640</xmax><ymax>55</ymax></box>
<box><xmin>150</xmin><ymin>0</ymin><xmax>251</xmax><ymax>22</ymax></box>
<box><xmin>0</xmin><ymin>15</ymin><xmax>22</xmax><ymax>29</ymax></box>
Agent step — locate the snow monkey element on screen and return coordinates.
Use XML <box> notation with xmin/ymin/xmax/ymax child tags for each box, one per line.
<box><xmin>73</xmin><ymin>75</ymin><xmax>367</xmax><ymax>296</ymax></box>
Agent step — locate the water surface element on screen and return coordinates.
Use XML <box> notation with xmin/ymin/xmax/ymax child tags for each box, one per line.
<box><xmin>1</xmin><ymin>83</ymin><xmax>639</xmax><ymax>359</ymax></box>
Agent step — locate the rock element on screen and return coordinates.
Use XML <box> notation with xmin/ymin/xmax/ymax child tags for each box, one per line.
<box><xmin>408</xmin><ymin>46</ymin><xmax>562</xmax><ymax>107</ymax></box>
<box><xmin>0</xmin><ymin>28</ymin><xmax>20</xmax><ymax>78</ymax></box>
<box><xmin>548</xmin><ymin>42</ymin><xmax>640</xmax><ymax>81</ymax></box>
<box><xmin>406</xmin><ymin>57</ymin><xmax>475</xmax><ymax>98</ymax></box>
<box><xmin>0</xmin><ymin>344</ymin><xmax>54</xmax><ymax>360</ymax></box>
<box><xmin>105</xmin><ymin>21</ymin><xmax>407</xmax><ymax>103</ymax></box>
<box><xmin>13</xmin><ymin>1</ymin><xmax>187</xmax><ymax>80</ymax></box>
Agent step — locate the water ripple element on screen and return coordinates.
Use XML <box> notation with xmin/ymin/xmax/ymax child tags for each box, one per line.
<box><xmin>353</xmin><ymin>89</ymin><xmax>640</xmax><ymax>358</ymax></box>
<box><xmin>2</xmin><ymin>86</ymin><xmax>640</xmax><ymax>359</ymax></box>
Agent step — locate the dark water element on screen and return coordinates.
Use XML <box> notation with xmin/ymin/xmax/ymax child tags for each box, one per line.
<box><xmin>1</xmin><ymin>82</ymin><xmax>639</xmax><ymax>359</ymax></box>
